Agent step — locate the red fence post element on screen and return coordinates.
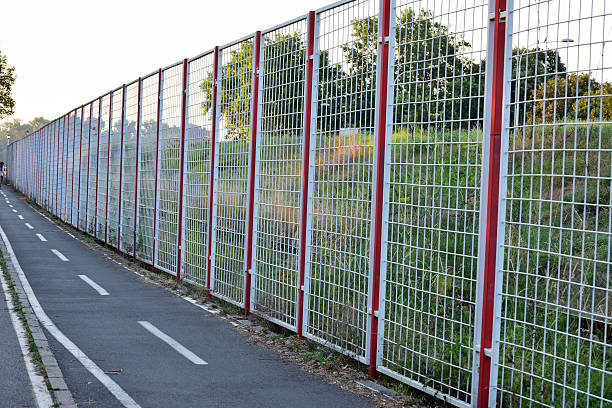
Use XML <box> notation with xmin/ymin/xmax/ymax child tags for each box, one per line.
<box><xmin>105</xmin><ymin>92</ymin><xmax>112</xmax><ymax>247</ymax></box>
<box><xmin>176</xmin><ymin>59</ymin><xmax>188</xmax><ymax>282</ymax></box>
<box><xmin>206</xmin><ymin>47</ymin><xmax>220</xmax><ymax>297</ymax></box>
<box><xmin>477</xmin><ymin>0</ymin><xmax>507</xmax><ymax>406</ymax></box>
<box><xmin>95</xmin><ymin>96</ymin><xmax>102</xmax><ymax>236</ymax></box>
<box><xmin>152</xmin><ymin>69</ymin><xmax>162</xmax><ymax>273</ymax></box>
<box><xmin>297</xmin><ymin>11</ymin><xmax>316</xmax><ymax>338</ymax></box>
<box><xmin>117</xmin><ymin>85</ymin><xmax>126</xmax><ymax>253</ymax></box>
<box><xmin>244</xmin><ymin>31</ymin><xmax>261</xmax><ymax>315</ymax></box>
<box><xmin>368</xmin><ymin>0</ymin><xmax>392</xmax><ymax>379</ymax></box>
<box><xmin>55</xmin><ymin>119</ymin><xmax>61</xmax><ymax>212</ymax></box>
<box><xmin>133</xmin><ymin>78</ymin><xmax>142</xmax><ymax>260</ymax></box>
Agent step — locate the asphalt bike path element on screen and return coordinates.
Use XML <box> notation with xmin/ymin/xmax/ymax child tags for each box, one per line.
<box><xmin>0</xmin><ymin>187</ymin><xmax>374</xmax><ymax>408</ymax></box>
<box><xmin>0</xmin><ymin>275</ymin><xmax>37</xmax><ymax>407</ymax></box>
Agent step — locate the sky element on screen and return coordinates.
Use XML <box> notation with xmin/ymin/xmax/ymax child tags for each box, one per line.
<box><xmin>2</xmin><ymin>0</ymin><xmax>610</xmax><ymax>125</ymax></box>
<box><xmin>0</xmin><ymin>0</ymin><xmax>332</xmax><ymax>123</ymax></box>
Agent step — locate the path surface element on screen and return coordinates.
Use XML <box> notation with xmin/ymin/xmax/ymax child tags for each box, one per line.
<box><xmin>0</xmin><ymin>187</ymin><xmax>374</xmax><ymax>408</ymax></box>
<box><xmin>0</xmin><ymin>272</ymin><xmax>36</xmax><ymax>408</ymax></box>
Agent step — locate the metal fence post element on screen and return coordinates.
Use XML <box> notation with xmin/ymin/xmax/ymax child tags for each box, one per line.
<box><xmin>472</xmin><ymin>0</ymin><xmax>510</xmax><ymax>406</ymax></box>
<box><xmin>243</xmin><ymin>31</ymin><xmax>262</xmax><ymax>315</ymax></box>
<box><xmin>63</xmin><ymin>114</ymin><xmax>70</xmax><ymax>221</ymax></box>
<box><xmin>367</xmin><ymin>0</ymin><xmax>394</xmax><ymax>379</ymax></box>
<box><xmin>133</xmin><ymin>78</ymin><xmax>143</xmax><ymax>260</ymax></box>
<box><xmin>117</xmin><ymin>85</ymin><xmax>126</xmax><ymax>253</ymax></box>
<box><xmin>152</xmin><ymin>69</ymin><xmax>162</xmax><ymax>272</ymax></box>
<box><xmin>55</xmin><ymin>118</ymin><xmax>61</xmax><ymax>215</ymax></box>
<box><xmin>297</xmin><ymin>11</ymin><xmax>317</xmax><ymax>338</ymax></box>
<box><xmin>175</xmin><ymin>59</ymin><xmax>188</xmax><ymax>281</ymax></box>
<box><xmin>105</xmin><ymin>92</ymin><xmax>113</xmax><ymax>246</ymax></box>
<box><xmin>206</xmin><ymin>47</ymin><xmax>220</xmax><ymax>296</ymax></box>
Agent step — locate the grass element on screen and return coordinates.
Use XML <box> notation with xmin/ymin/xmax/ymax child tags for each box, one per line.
<box><xmin>188</xmin><ymin>122</ymin><xmax>610</xmax><ymax>406</ymax></box>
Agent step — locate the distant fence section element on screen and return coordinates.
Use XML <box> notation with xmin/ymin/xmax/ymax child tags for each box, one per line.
<box><xmin>8</xmin><ymin>0</ymin><xmax>611</xmax><ymax>406</ymax></box>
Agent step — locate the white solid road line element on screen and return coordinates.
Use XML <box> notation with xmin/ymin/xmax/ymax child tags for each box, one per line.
<box><xmin>0</xmin><ymin>255</ymin><xmax>54</xmax><ymax>407</ymax></box>
<box><xmin>18</xmin><ymin>215</ymin><xmax>23</xmax><ymax>220</ymax></box>
<box><xmin>78</xmin><ymin>275</ymin><xmax>109</xmax><ymax>296</ymax></box>
<box><xmin>25</xmin><ymin>223</ymin><xmax>33</xmax><ymax>229</ymax></box>
<box><xmin>138</xmin><ymin>321</ymin><xmax>208</xmax><ymax>365</ymax></box>
<box><xmin>36</xmin><ymin>233</ymin><xmax>47</xmax><ymax>242</ymax></box>
<box><xmin>51</xmin><ymin>249</ymin><xmax>69</xmax><ymax>262</ymax></box>
<box><xmin>0</xmin><ymin>225</ymin><xmax>142</xmax><ymax>408</ymax></box>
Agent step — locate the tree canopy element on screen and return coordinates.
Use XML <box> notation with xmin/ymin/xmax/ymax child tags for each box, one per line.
<box><xmin>0</xmin><ymin>50</ymin><xmax>16</xmax><ymax>119</ymax></box>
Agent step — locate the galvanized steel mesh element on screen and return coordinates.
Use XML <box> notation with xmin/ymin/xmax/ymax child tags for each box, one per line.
<box><xmin>7</xmin><ymin>1</ymin><xmax>611</xmax><ymax>406</ymax></box>
<box><xmin>183</xmin><ymin>53</ymin><xmax>215</xmax><ymax>286</ymax></box>
<box><xmin>136</xmin><ymin>74</ymin><xmax>159</xmax><ymax>263</ymax></box>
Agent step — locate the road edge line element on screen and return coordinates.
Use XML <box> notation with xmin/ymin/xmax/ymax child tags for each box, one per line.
<box><xmin>0</xmin><ymin>225</ymin><xmax>141</xmax><ymax>408</ymax></box>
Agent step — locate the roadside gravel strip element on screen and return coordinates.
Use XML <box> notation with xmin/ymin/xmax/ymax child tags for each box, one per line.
<box><xmin>0</xmin><ymin>236</ymin><xmax>75</xmax><ymax>407</ymax></box>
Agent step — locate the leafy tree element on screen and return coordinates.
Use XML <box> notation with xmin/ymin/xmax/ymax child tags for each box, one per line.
<box><xmin>0</xmin><ymin>50</ymin><xmax>16</xmax><ymax>119</ymax></box>
<box><xmin>201</xmin><ymin>40</ymin><xmax>254</xmax><ymax>140</ymax></box>
<box><xmin>341</xmin><ymin>8</ymin><xmax>483</xmax><ymax>128</ymax></box>
<box><xmin>509</xmin><ymin>47</ymin><xmax>566</xmax><ymax>124</ymax></box>
<box><xmin>0</xmin><ymin>117</ymin><xmax>50</xmax><ymax>161</ymax></box>
<box><xmin>528</xmin><ymin>73</ymin><xmax>612</xmax><ymax>123</ymax></box>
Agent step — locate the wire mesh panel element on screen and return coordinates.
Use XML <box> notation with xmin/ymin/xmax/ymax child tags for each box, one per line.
<box><xmin>66</xmin><ymin>111</ymin><xmax>75</xmax><ymax>223</ymax></box>
<box><xmin>378</xmin><ymin>1</ymin><xmax>488</xmax><ymax>404</ymax></box>
<box><xmin>497</xmin><ymin>2</ymin><xmax>611</xmax><ymax>406</ymax></box>
<box><xmin>252</xmin><ymin>20</ymin><xmax>307</xmax><ymax>330</ymax></box>
<box><xmin>108</xmin><ymin>89</ymin><xmax>124</xmax><ymax>247</ymax></box>
<box><xmin>79</xmin><ymin>105</ymin><xmax>91</xmax><ymax>230</ymax></box>
<box><xmin>183</xmin><ymin>53</ymin><xmax>215</xmax><ymax>286</ymax></box>
<box><xmin>50</xmin><ymin>121</ymin><xmax>58</xmax><ymax>213</ymax></box>
<box><xmin>97</xmin><ymin>95</ymin><xmax>111</xmax><ymax>240</ymax></box>
<box><xmin>120</xmin><ymin>82</ymin><xmax>139</xmax><ymax>254</ymax></box>
<box><xmin>304</xmin><ymin>0</ymin><xmax>378</xmax><ymax>362</ymax></box>
<box><xmin>87</xmin><ymin>100</ymin><xmax>100</xmax><ymax>234</ymax></box>
<box><xmin>210</xmin><ymin>38</ymin><xmax>254</xmax><ymax>306</ymax></box>
<box><xmin>60</xmin><ymin>116</ymin><xmax>68</xmax><ymax>221</ymax></box>
<box><xmin>155</xmin><ymin>64</ymin><xmax>183</xmax><ymax>274</ymax></box>
<box><xmin>136</xmin><ymin>74</ymin><xmax>159</xmax><ymax>263</ymax></box>
<box><xmin>72</xmin><ymin>109</ymin><xmax>82</xmax><ymax>227</ymax></box>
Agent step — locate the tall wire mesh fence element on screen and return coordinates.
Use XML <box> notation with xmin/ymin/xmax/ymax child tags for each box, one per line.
<box><xmin>210</xmin><ymin>39</ymin><xmax>254</xmax><ymax>306</ymax></box>
<box><xmin>155</xmin><ymin>64</ymin><xmax>183</xmax><ymax>275</ymax></box>
<box><xmin>251</xmin><ymin>19</ymin><xmax>308</xmax><ymax>330</ymax></box>
<box><xmin>97</xmin><ymin>95</ymin><xmax>111</xmax><ymax>240</ymax></box>
<box><xmin>120</xmin><ymin>82</ymin><xmax>139</xmax><ymax>254</ymax></box>
<box><xmin>136</xmin><ymin>74</ymin><xmax>159</xmax><ymax>263</ymax></box>
<box><xmin>108</xmin><ymin>89</ymin><xmax>123</xmax><ymax>246</ymax></box>
<box><xmin>183</xmin><ymin>52</ymin><xmax>215</xmax><ymax>286</ymax></box>
<box><xmin>8</xmin><ymin>1</ymin><xmax>611</xmax><ymax>406</ymax></box>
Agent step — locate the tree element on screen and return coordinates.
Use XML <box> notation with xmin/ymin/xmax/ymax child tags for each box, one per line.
<box><xmin>528</xmin><ymin>73</ymin><xmax>612</xmax><ymax>123</ymax></box>
<box><xmin>0</xmin><ymin>50</ymin><xmax>16</xmax><ymax>119</ymax></box>
<box><xmin>201</xmin><ymin>40</ymin><xmax>254</xmax><ymax>140</ymax></box>
<box><xmin>509</xmin><ymin>47</ymin><xmax>566</xmax><ymax>124</ymax></box>
<box><xmin>0</xmin><ymin>117</ymin><xmax>50</xmax><ymax>161</ymax></box>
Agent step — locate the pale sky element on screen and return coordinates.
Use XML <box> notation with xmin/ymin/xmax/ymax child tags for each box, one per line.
<box><xmin>0</xmin><ymin>0</ymin><xmax>332</xmax><ymax>123</ymax></box>
<box><xmin>2</xmin><ymin>0</ymin><xmax>610</xmax><ymax>125</ymax></box>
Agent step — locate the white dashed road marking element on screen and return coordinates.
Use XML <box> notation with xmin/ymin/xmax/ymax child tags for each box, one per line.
<box><xmin>78</xmin><ymin>275</ymin><xmax>109</xmax><ymax>296</ymax></box>
<box><xmin>18</xmin><ymin>215</ymin><xmax>23</xmax><ymax>220</ymax></box>
<box><xmin>36</xmin><ymin>234</ymin><xmax>47</xmax><ymax>242</ymax></box>
<box><xmin>51</xmin><ymin>249</ymin><xmax>69</xmax><ymax>261</ymax></box>
<box><xmin>138</xmin><ymin>321</ymin><xmax>207</xmax><ymax>365</ymax></box>
<box><xmin>25</xmin><ymin>223</ymin><xmax>33</xmax><ymax>229</ymax></box>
